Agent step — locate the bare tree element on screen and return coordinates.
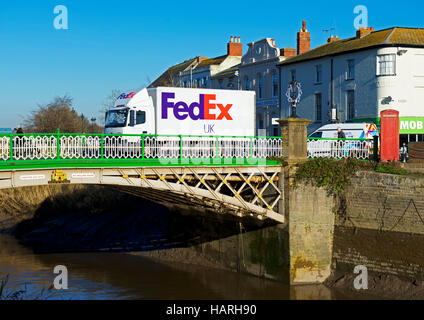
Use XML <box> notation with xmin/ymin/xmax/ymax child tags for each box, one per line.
<box><xmin>24</xmin><ymin>95</ymin><xmax>102</xmax><ymax>133</ymax></box>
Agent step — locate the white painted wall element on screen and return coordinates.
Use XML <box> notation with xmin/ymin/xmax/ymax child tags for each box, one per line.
<box><xmin>239</xmin><ymin>38</ymin><xmax>285</xmax><ymax>136</ymax></box>
<box><xmin>280</xmin><ymin>45</ymin><xmax>424</xmax><ymax>134</ymax></box>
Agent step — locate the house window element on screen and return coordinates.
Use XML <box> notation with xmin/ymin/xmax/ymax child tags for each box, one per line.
<box><xmin>244</xmin><ymin>77</ymin><xmax>250</xmax><ymax>90</ymax></box>
<box><xmin>258</xmin><ymin>74</ymin><xmax>263</xmax><ymax>98</ymax></box>
<box><xmin>257</xmin><ymin>114</ymin><xmax>264</xmax><ymax>130</ymax></box>
<box><xmin>377</xmin><ymin>54</ymin><xmax>396</xmax><ymax>76</ymax></box>
<box><xmin>272</xmin><ymin>72</ymin><xmax>278</xmax><ymax>97</ymax></box>
<box><xmin>347</xmin><ymin>59</ymin><xmax>355</xmax><ymax>80</ymax></box>
<box><xmin>315</xmin><ymin>65</ymin><xmax>322</xmax><ymax>83</ymax></box>
<box><xmin>315</xmin><ymin>93</ymin><xmax>322</xmax><ymax>121</ymax></box>
<box><xmin>347</xmin><ymin>90</ymin><xmax>355</xmax><ymax>120</ymax></box>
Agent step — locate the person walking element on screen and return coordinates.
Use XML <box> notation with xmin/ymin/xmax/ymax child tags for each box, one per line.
<box><xmin>337</xmin><ymin>127</ymin><xmax>346</xmax><ymax>139</ymax></box>
<box><xmin>400</xmin><ymin>142</ymin><xmax>408</xmax><ymax>163</ymax></box>
<box><xmin>337</xmin><ymin>127</ymin><xmax>346</xmax><ymax>158</ymax></box>
<box><xmin>15</xmin><ymin>126</ymin><xmax>24</xmax><ymax>158</ymax></box>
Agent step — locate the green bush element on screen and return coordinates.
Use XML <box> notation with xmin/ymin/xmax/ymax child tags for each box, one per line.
<box><xmin>295</xmin><ymin>158</ymin><xmax>364</xmax><ymax>195</ymax></box>
<box><xmin>295</xmin><ymin>158</ymin><xmax>409</xmax><ymax>196</ymax></box>
<box><xmin>375</xmin><ymin>162</ymin><xmax>408</xmax><ymax>175</ymax></box>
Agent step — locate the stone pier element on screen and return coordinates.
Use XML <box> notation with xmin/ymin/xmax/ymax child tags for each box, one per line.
<box><xmin>278</xmin><ymin>118</ymin><xmax>335</xmax><ymax>284</ymax></box>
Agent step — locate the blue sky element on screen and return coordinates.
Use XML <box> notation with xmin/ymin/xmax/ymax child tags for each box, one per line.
<box><xmin>0</xmin><ymin>0</ymin><xmax>422</xmax><ymax>127</ymax></box>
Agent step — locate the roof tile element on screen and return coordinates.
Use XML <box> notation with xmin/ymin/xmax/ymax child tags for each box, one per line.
<box><xmin>279</xmin><ymin>27</ymin><xmax>424</xmax><ymax>66</ymax></box>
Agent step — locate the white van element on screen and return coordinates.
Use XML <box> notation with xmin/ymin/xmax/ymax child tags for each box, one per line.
<box><xmin>308</xmin><ymin>123</ymin><xmax>378</xmax><ymax>159</ymax></box>
<box><xmin>308</xmin><ymin>123</ymin><xmax>379</xmax><ymax>139</ymax></box>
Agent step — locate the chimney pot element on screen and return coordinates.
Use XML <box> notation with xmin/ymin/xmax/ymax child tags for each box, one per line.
<box><xmin>327</xmin><ymin>35</ymin><xmax>340</xmax><ymax>43</ymax></box>
<box><xmin>297</xmin><ymin>20</ymin><xmax>310</xmax><ymax>55</ymax></box>
<box><xmin>356</xmin><ymin>27</ymin><xmax>373</xmax><ymax>39</ymax></box>
<box><xmin>227</xmin><ymin>35</ymin><xmax>243</xmax><ymax>56</ymax></box>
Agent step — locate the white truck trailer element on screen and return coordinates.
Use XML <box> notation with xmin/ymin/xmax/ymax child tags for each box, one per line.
<box><xmin>104</xmin><ymin>87</ymin><xmax>256</xmax><ymax>137</ymax></box>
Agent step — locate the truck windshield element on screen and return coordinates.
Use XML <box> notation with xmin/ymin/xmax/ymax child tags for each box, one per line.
<box><xmin>105</xmin><ymin>109</ymin><xmax>128</xmax><ymax>128</ymax></box>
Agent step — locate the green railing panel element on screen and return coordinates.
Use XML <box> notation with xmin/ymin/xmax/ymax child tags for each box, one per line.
<box><xmin>0</xmin><ymin>132</ymin><xmax>284</xmax><ymax>170</ymax></box>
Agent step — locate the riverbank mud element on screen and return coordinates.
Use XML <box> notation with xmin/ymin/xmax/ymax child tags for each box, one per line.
<box><xmin>3</xmin><ymin>185</ymin><xmax>424</xmax><ymax>299</ymax></box>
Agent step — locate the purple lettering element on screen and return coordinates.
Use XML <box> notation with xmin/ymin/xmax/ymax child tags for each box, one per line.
<box><xmin>174</xmin><ymin>101</ymin><xmax>189</xmax><ymax>120</ymax></box>
<box><xmin>160</xmin><ymin>92</ymin><xmax>232</xmax><ymax>121</ymax></box>
<box><xmin>161</xmin><ymin>92</ymin><xmax>175</xmax><ymax>119</ymax></box>
<box><xmin>188</xmin><ymin>94</ymin><xmax>204</xmax><ymax>120</ymax></box>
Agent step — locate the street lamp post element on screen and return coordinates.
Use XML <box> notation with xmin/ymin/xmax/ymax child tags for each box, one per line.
<box><xmin>91</xmin><ymin>117</ymin><xmax>96</xmax><ymax>132</ymax></box>
<box><xmin>285</xmin><ymin>80</ymin><xmax>302</xmax><ymax>118</ymax></box>
<box><xmin>235</xmin><ymin>70</ymin><xmax>240</xmax><ymax>90</ymax></box>
<box><xmin>190</xmin><ymin>65</ymin><xmax>193</xmax><ymax>88</ymax></box>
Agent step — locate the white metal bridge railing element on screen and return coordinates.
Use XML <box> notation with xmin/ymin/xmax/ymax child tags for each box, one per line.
<box><xmin>307</xmin><ymin>138</ymin><xmax>375</xmax><ymax>160</ymax></box>
<box><xmin>0</xmin><ymin>133</ymin><xmax>283</xmax><ymax>163</ymax></box>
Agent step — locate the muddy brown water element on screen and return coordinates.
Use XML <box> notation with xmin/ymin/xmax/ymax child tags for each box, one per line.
<box><xmin>0</xmin><ymin>233</ymin><xmax>378</xmax><ymax>300</ymax></box>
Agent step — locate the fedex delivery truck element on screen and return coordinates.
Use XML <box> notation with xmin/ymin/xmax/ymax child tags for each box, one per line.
<box><xmin>104</xmin><ymin>87</ymin><xmax>256</xmax><ymax>137</ymax></box>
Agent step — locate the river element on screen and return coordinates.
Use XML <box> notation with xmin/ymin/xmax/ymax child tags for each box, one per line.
<box><xmin>0</xmin><ymin>233</ymin><xmax>374</xmax><ymax>300</ymax></box>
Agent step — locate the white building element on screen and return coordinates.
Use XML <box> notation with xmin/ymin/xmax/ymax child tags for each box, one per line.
<box><xmin>278</xmin><ymin>27</ymin><xmax>424</xmax><ymax>144</ymax></box>
<box><xmin>210</xmin><ymin>64</ymin><xmax>240</xmax><ymax>90</ymax></box>
<box><xmin>210</xmin><ymin>29</ymin><xmax>309</xmax><ymax>137</ymax></box>
<box><xmin>238</xmin><ymin>38</ymin><xmax>289</xmax><ymax>136</ymax></box>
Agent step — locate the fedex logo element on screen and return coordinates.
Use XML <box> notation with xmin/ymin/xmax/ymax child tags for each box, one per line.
<box><xmin>117</xmin><ymin>92</ymin><xmax>135</xmax><ymax>100</ymax></box>
<box><xmin>161</xmin><ymin>92</ymin><xmax>233</xmax><ymax>120</ymax></box>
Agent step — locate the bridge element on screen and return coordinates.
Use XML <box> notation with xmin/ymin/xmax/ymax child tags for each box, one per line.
<box><xmin>0</xmin><ymin>132</ymin><xmax>285</xmax><ymax>223</ymax></box>
<box><xmin>0</xmin><ymin>130</ymin><xmax>375</xmax><ymax>224</ymax></box>
<box><xmin>0</xmin><ymin>121</ymin><xmax>377</xmax><ymax>284</ymax></box>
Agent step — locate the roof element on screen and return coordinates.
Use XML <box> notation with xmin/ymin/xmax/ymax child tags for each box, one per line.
<box><xmin>211</xmin><ymin>64</ymin><xmax>240</xmax><ymax>78</ymax></box>
<box><xmin>279</xmin><ymin>27</ymin><xmax>424</xmax><ymax>66</ymax></box>
<box><xmin>148</xmin><ymin>57</ymin><xmax>200</xmax><ymax>87</ymax></box>
<box><xmin>196</xmin><ymin>55</ymin><xmax>227</xmax><ymax>68</ymax></box>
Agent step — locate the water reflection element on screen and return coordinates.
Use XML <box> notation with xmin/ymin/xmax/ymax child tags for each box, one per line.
<box><xmin>0</xmin><ymin>233</ymin><xmax>344</xmax><ymax>300</ymax></box>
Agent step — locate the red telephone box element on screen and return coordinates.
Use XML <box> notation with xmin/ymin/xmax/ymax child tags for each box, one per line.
<box><xmin>380</xmin><ymin>109</ymin><xmax>399</xmax><ymax>162</ymax></box>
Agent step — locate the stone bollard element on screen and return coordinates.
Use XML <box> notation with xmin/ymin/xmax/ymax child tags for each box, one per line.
<box><xmin>278</xmin><ymin>117</ymin><xmax>335</xmax><ymax>285</ymax></box>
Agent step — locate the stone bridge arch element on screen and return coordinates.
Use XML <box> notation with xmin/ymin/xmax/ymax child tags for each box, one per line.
<box><xmin>0</xmin><ymin>166</ymin><xmax>284</xmax><ymax>223</ymax></box>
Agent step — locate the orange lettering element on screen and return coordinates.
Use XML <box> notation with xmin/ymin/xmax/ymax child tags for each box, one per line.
<box><xmin>204</xmin><ymin>94</ymin><xmax>216</xmax><ymax>120</ymax></box>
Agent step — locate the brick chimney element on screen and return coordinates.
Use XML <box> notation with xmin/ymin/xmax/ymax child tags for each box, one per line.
<box><xmin>281</xmin><ymin>47</ymin><xmax>296</xmax><ymax>57</ymax></box>
<box><xmin>227</xmin><ymin>36</ymin><xmax>243</xmax><ymax>56</ymax></box>
<box><xmin>197</xmin><ymin>56</ymin><xmax>208</xmax><ymax>63</ymax></box>
<box><xmin>327</xmin><ymin>35</ymin><xmax>340</xmax><ymax>43</ymax></box>
<box><xmin>297</xmin><ymin>20</ymin><xmax>310</xmax><ymax>55</ymax></box>
<box><xmin>356</xmin><ymin>27</ymin><xmax>374</xmax><ymax>39</ymax></box>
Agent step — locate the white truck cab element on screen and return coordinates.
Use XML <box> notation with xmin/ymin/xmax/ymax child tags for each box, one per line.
<box><xmin>104</xmin><ymin>88</ymin><xmax>155</xmax><ymax>135</ymax></box>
